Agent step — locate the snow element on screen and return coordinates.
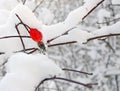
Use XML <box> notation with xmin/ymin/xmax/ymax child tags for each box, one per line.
<box><xmin>38</xmin><ymin>8</ymin><xmax>54</xmax><ymax>25</ymax></box>
<box><xmin>68</xmin><ymin>28</ymin><xmax>93</xmax><ymax>44</ymax></box>
<box><xmin>8</xmin><ymin>4</ymin><xmax>43</xmax><ymax>31</ymax></box>
<box><xmin>105</xmin><ymin>68</ymin><xmax>120</xmax><ymax>76</ymax></box>
<box><xmin>64</xmin><ymin>6</ymin><xmax>88</xmax><ymax>28</ymax></box>
<box><xmin>92</xmin><ymin>21</ymin><xmax>120</xmax><ymax>36</ymax></box>
<box><xmin>42</xmin><ymin>22</ymin><xmax>69</xmax><ymax>41</ymax></box>
<box><xmin>97</xmin><ymin>9</ymin><xmax>111</xmax><ymax>22</ymax></box>
<box><xmin>65</xmin><ymin>0</ymin><xmax>102</xmax><ymax>28</ymax></box>
<box><xmin>0</xmin><ymin>10</ymin><xmax>9</xmax><ymax>25</ymax></box>
<box><xmin>48</xmin><ymin>28</ymin><xmax>93</xmax><ymax>45</ymax></box>
<box><xmin>112</xmin><ymin>0</ymin><xmax>120</xmax><ymax>4</ymax></box>
<box><xmin>0</xmin><ymin>4</ymin><xmax>43</xmax><ymax>56</ymax></box>
<box><xmin>0</xmin><ymin>53</ymin><xmax>63</xmax><ymax>91</ymax></box>
<box><xmin>0</xmin><ymin>0</ymin><xmax>110</xmax><ymax>91</ymax></box>
<box><xmin>0</xmin><ymin>0</ymin><xmax>18</xmax><ymax>11</ymax></box>
<box><xmin>43</xmin><ymin>0</ymin><xmax>103</xmax><ymax>42</ymax></box>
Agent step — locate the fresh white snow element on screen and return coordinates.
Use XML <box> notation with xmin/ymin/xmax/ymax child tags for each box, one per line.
<box><xmin>0</xmin><ymin>53</ymin><xmax>63</xmax><ymax>91</ymax></box>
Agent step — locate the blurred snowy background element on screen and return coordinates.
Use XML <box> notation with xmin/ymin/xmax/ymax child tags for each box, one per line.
<box><xmin>0</xmin><ymin>0</ymin><xmax>120</xmax><ymax>91</ymax></box>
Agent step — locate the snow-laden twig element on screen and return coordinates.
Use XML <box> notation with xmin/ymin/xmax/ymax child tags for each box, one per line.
<box><xmin>48</xmin><ymin>33</ymin><xmax>120</xmax><ymax>47</ymax></box>
<box><xmin>44</xmin><ymin>0</ymin><xmax>105</xmax><ymax>43</ymax></box>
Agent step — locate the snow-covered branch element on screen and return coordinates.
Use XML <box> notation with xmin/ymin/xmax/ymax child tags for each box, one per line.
<box><xmin>43</xmin><ymin>0</ymin><xmax>105</xmax><ymax>42</ymax></box>
<box><xmin>48</xmin><ymin>21</ymin><xmax>120</xmax><ymax>47</ymax></box>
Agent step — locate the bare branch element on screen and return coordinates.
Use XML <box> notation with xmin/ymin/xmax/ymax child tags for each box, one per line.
<box><xmin>97</xmin><ymin>17</ymin><xmax>120</xmax><ymax>24</ymax></box>
<box><xmin>15</xmin><ymin>14</ymin><xmax>30</xmax><ymax>33</ymax></box>
<box><xmin>82</xmin><ymin>0</ymin><xmax>105</xmax><ymax>20</ymax></box>
<box><xmin>48</xmin><ymin>33</ymin><xmax>120</xmax><ymax>47</ymax></box>
<box><xmin>15</xmin><ymin>24</ymin><xmax>26</xmax><ymax>51</ymax></box>
<box><xmin>48</xmin><ymin>41</ymin><xmax>77</xmax><ymax>47</ymax></box>
<box><xmin>62</xmin><ymin>68</ymin><xmax>93</xmax><ymax>75</ymax></box>
<box><xmin>35</xmin><ymin>76</ymin><xmax>97</xmax><ymax>91</ymax></box>
<box><xmin>47</xmin><ymin>0</ymin><xmax>105</xmax><ymax>44</ymax></box>
<box><xmin>23</xmin><ymin>0</ymin><xmax>26</xmax><ymax>5</ymax></box>
<box><xmin>33</xmin><ymin>0</ymin><xmax>44</xmax><ymax>12</ymax></box>
<box><xmin>99</xmin><ymin>39</ymin><xmax>115</xmax><ymax>53</ymax></box>
<box><xmin>15</xmin><ymin>47</ymin><xmax>39</xmax><ymax>54</ymax></box>
<box><xmin>87</xmin><ymin>33</ymin><xmax>120</xmax><ymax>42</ymax></box>
<box><xmin>0</xmin><ymin>35</ymin><xmax>30</xmax><ymax>39</ymax></box>
<box><xmin>47</xmin><ymin>27</ymin><xmax>76</xmax><ymax>43</ymax></box>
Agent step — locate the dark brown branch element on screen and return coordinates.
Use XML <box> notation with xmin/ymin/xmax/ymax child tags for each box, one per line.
<box><xmin>15</xmin><ymin>14</ymin><xmax>30</xmax><ymax>33</ymax></box>
<box><xmin>16</xmin><ymin>22</ymin><xmax>30</xmax><ymax>33</ymax></box>
<box><xmin>33</xmin><ymin>0</ymin><xmax>45</xmax><ymax>12</ymax></box>
<box><xmin>23</xmin><ymin>0</ymin><xmax>26</xmax><ymax>5</ymax></box>
<box><xmin>15</xmin><ymin>24</ymin><xmax>26</xmax><ymax>51</ymax></box>
<box><xmin>16</xmin><ymin>47</ymin><xmax>38</xmax><ymax>54</ymax></box>
<box><xmin>0</xmin><ymin>60</ymin><xmax>7</xmax><ymax>67</ymax></box>
<box><xmin>87</xmin><ymin>33</ymin><xmax>120</xmax><ymax>42</ymax></box>
<box><xmin>82</xmin><ymin>0</ymin><xmax>105</xmax><ymax>20</ymax></box>
<box><xmin>0</xmin><ymin>52</ymin><xmax>5</xmax><ymax>55</ymax></box>
<box><xmin>99</xmin><ymin>39</ymin><xmax>115</xmax><ymax>53</ymax></box>
<box><xmin>35</xmin><ymin>76</ymin><xmax>97</xmax><ymax>91</ymax></box>
<box><xmin>47</xmin><ymin>0</ymin><xmax>104</xmax><ymax>44</ymax></box>
<box><xmin>0</xmin><ymin>35</ymin><xmax>30</xmax><ymax>39</ymax></box>
<box><xmin>48</xmin><ymin>41</ymin><xmax>77</xmax><ymax>47</ymax></box>
<box><xmin>48</xmin><ymin>33</ymin><xmax>120</xmax><ymax>47</ymax></box>
<box><xmin>109</xmin><ymin>4</ymin><xmax>120</xmax><ymax>7</ymax></box>
<box><xmin>62</xmin><ymin>68</ymin><xmax>93</xmax><ymax>75</ymax></box>
<box><xmin>27</xmin><ymin>48</ymin><xmax>39</xmax><ymax>54</ymax></box>
<box><xmin>47</xmin><ymin>27</ymin><xmax>76</xmax><ymax>43</ymax></box>
<box><xmin>97</xmin><ymin>17</ymin><xmax>120</xmax><ymax>24</ymax></box>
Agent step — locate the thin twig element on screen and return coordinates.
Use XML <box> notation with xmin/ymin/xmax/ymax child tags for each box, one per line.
<box><xmin>47</xmin><ymin>27</ymin><xmax>76</xmax><ymax>43</ymax></box>
<box><xmin>99</xmin><ymin>39</ymin><xmax>115</xmax><ymax>53</ymax></box>
<box><xmin>109</xmin><ymin>4</ymin><xmax>120</xmax><ymax>7</ymax></box>
<box><xmin>47</xmin><ymin>0</ymin><xmax>104</xmax><ymax>44</ymax></box>
<box><xmin>0</xmin><ymin>60</ymin><xmax>8</xmax><ymax>67</ymax></box>
<box><xmin>15</xmin><ymin>24</ymin><xmax>26</xmax><ymax>51</ymax></box>
<box><xmin>48</xmin><ymin>41</ymin><xmax>77</xmax><ymax>47</ymax></box>
<box><xmin>0</xmin><ymin>35</ymin><xmax>30</xmax><ymax>39</ymax></box>
<box><xmin>35</xmin><ymin>76</ymin><xmax>97</xmax><ymax>91</ymax></box>
<box><xmin>15</xmin><ymin>14</ymin><xmax>30</xmax><ymax>33</ymax></box>
<box><xmin>62</xmin><ymin>68</ymin><xmax>93</xmax><ymax>75</ymax></box>
<box><xmin>82</xmin><ymin>0</ymin><xmax>105</xmax><ymax>20</ymax></box>
<box><xmin>23</xmin><ymin>0</ymin><xmax>26</xmax><ymax>5</ymax></box>
<box><xmin>48</xmin><ymin>33</ymin><xmax>120</xmax><ymax>47</ymax></box>
<box><xmin>33</xmin><ymin>0</ymin><xmax>45</xmax><ymax>12</ymax></box>
<box><xmin>27</xmin><ymin>48</ymin><xmax>39</xmax><ymax>54</ymax></box>
<box><xmin>15</xmin><ymin>47</ymin><xmax>38</xmax><ymax>54</ymax></box>
<box><xmin>87</xmin><ymin>33</ymin><xmax>120</xmax><ymax>42</ymax></box>
<box><xmin>97</xmin><ymin>17</ymin><xmax>120</xmax><ymax>24</ymax></box>
<box><xmin>0</xmin><ymin>52</ymin><xmax>5</xmax><ymax>55</ymax></box>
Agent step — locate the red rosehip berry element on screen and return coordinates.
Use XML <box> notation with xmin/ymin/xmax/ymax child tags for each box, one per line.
<box><xmin>30</xmin><ymin>28</ymin><xmax>43</xmax><ymax>43</ymax></box>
